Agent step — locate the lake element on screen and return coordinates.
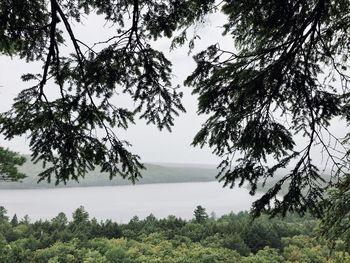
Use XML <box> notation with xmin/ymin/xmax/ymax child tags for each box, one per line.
<box><xmin>0</xmin><ymin>182</ymin><xmax>261</xmax><ymax>223</ymax></box>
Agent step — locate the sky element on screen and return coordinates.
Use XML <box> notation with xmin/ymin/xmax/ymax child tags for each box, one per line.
<box><xmin>0</xmin><ymin>12</ymin><xmax>231</xmax><ymax>165</ymax></box>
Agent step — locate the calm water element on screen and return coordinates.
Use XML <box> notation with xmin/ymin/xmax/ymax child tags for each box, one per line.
<box><xmin>0</xmin><ymin>182</ymin><xmax>261</xmax><ymax>222</ymax></box>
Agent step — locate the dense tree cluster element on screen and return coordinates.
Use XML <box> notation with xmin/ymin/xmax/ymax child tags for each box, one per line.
<box><xmin>193</xmin><ymin>205</ymin><xmax>209</xmax><ymax>223</ymax></box>
<box><xmin>0</xmin><ymin>206</ymin><xmax>349</xmax><ymax>262</ymax></box>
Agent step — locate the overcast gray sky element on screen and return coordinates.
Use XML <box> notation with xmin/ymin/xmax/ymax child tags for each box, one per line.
<box><xmin>0</xmin><ymin>12</ymin><xmax>231</xmax><ymax>165</ymax></box>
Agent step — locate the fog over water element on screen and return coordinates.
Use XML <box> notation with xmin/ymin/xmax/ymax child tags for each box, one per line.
<box><xmin>0</xmin><ymin>182</ymin><xmax>260</xmax><ymax>223</ymax></box>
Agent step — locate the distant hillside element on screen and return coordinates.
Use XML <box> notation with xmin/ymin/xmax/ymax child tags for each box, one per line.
<box><xmin>251</xmin><ymin>169</ymin><xmax>333</xmax><ymax>195</ymax></box>
<box><xmin>0</xmin><ymin>157</ymin><xmax>217</xmax><ymax>189</ymax></box>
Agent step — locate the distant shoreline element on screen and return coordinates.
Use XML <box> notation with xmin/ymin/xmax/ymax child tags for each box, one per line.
<box><xmin>0</xmin><ymin>161</ymin><xmax>218</xmax><ymax>190</ymax></box>
<box><xmin>0</xmin><ymin>180</ymin><xmax>221</xmax><ymax>192</ymax></box>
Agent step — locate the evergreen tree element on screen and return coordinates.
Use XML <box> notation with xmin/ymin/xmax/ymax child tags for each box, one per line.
<box><xmin>194</xmin><ymin>205</ymin><xmax>209</xmax><ymax>223</ymax></box>
<box><xmin>0</xmin><ymin>147</ymin><xmax>26</xmax><ymax>182</ymax></box>
<box><xmin>0</xmin><ymin>206</ymin><xmax>8</xmax><ymax>222</ymax></box>
<box><xmin>185</xmin><ymin>0</ymin><xmax>350</xmax><ymax>217</ymax></box>
<box><xmin>70</xmin><ymin>206</ymin><xmax>91</xmax><ymax>239</ymax></box>
<box><xmin>10</xmin><ymin>214</ymin><xmax>18</xmax><ymax>227</ymax></box>
<box><xmin>0</xmin><ymin>0</ymin><xmax>194</xmax><ymax>184</ymax></box>
<box><xmin>52</xmin><ymin>212</ymin><xmax>68</xmax><ymax>227</ymax></box>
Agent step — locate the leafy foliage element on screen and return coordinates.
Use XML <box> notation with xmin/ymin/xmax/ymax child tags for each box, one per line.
<box><xmin>0</xmin><ymin>206</ymin><xmax>347</xmax><ymax>262</ymax></box>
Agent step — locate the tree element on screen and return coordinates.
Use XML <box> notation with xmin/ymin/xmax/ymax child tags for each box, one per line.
<box><xmin>193</xmin><ymin>205</ymin><xmax>209</xmax><ymax>224</ymax></box>
<box><xmin>320</xmin><ymin>188</ymin><xmax>350</xmax><ymax>248</ymax></box>
<box><xmin>10</xmin><ymin>214</ymin><xmax>18</xmax><ymax>227</ymax></box>
<box><xmin>186</xmin><ymin>0</ymin><xmax>350</xmax><ymax>218</ymax></box>
<box><xmin>1</xmin><ymin>0</ymin><xmax>350</xmax><ymax>219</ymax></box>
<box><xmin>0</xmin><ymin>206</ymin><xmax>8</xmax><ymax>223</ymax></box>
<box><xmin>0</xmin><ymin>0</ymin><xmax>197</xmax><ymax>184</ymax></box>
<box><xmin>69</xmin><ymin>206</ymin><xmax>91</xmax><ymax>239</ymax></box>
<box><xmin>51</xmin><ymin>212</ymin><xmax>68</xmax><ymax>228</ymax></box>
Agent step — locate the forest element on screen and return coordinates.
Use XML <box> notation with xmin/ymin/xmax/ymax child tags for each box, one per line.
<box><xmin>0</xmin><ymin>205</ymin><xmax>349</xmax><ymax>263</ymax></box>
<box><xmin>2</xmin><ymin>1</ymin><xmax>350</xmax><ymax>261</ymax></box>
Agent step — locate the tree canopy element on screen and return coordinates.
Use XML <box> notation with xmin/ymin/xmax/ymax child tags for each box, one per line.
<box><xmin>0</xmin><ymin>206</ymin><xmax>338</xmax><ymax>263</ymax></box>
<box><xmin>1</xmin><ymin>0</ymin><xmax>350</xmax><ymax>221</ymax></box>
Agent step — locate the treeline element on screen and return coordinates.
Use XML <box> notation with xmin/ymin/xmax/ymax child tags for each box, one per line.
<box><xmin>0</xmin><ymin>161</ymin><xmax>216</xmax><ymax>189</ymax></box>
<box><xmin>0</xmin><ymin>206</ymin><xmax>348</xmax><ymax>262</ymax></box>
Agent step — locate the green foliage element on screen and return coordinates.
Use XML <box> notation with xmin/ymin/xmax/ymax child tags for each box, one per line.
<box><xmin>0</xmin><ymin>0</ymin><xmax>200</xmax><ymax>184</ymax></box>
<box><xmin>193</xmin><ymin>205</ymin><xmax>209</xmax><ymax>223</ymax></box>
<box><xmin>0</xmin><ymin>205</ymin><xmax>348</xmax><ymax>263</ymax></box>
<box><xmin>241</xmin><ymin>247</ymin><xmax>283</xmax><ymax>263</ymax></box>
<box><xmin>320</xmin><ymin>188</ymin><xmax>350</xmax><ymax>247</ymax></box>
<box><xmin>0</xmin><ymin>207</ymin><xmax>8</xmax><ymax>222</ymax></box>
<box><xmin>0</xmin><ymin>0</ymin><xmax>50</xmax><ymax>60</ymax></box>
<box><xmin>10</xmin><ymin>214</ymin><xmax>18</xmax><ymax>227</ymax></box>
<box><xmin>185</xmin><ymin>0</ymin><xmax>350</xmax><ymax>217</ymax></box>
<box><xmin>0</xmin><ymin>147</ymin><xmax>26</xmax><ymax>182</ymax></box>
